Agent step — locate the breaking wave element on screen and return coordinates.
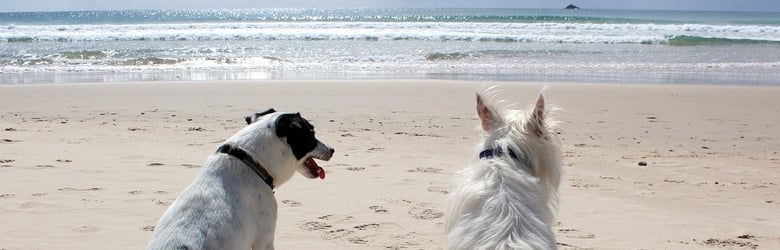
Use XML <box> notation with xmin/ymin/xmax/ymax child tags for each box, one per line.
<box><xmin>666</xmin><ymin>35</ymin><xmax>780</xmax><ymax>46</ymax></box>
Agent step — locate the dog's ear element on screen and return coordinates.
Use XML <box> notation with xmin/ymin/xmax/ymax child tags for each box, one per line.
<box><xmin>476</xmin><ymin>94</ymin><xmax>499</xmax><ymax>132</ymax></box>
<box><xmin>245</xmin><ymin>108</ymin><xmax>277</xmax><ymax>125</ymax></box>
<box><xmin>258</xmin><ymin>108</ymin><xmax>277</xmax><ymax>117</ymax></box>
<box><xmin>528</xmin><ymin>94</ymin><xmax>546</xmax><ymax>137</ymax></box>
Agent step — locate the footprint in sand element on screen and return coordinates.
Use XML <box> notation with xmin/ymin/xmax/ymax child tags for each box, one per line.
<box><xmin>317</xmin><ymin>214</ymin><xmax>354</xmax><ymax>222</ymax></box>
<box><xmin>301</xmin><ymin>214</ymin><xmax>427</xmax><ymax>246</ymax></box>
<box><xmin>81</xmin><ymin>198</ymin><xmax>104</xmax><ymax>203</ymax></box>
<box><xmin>20</xmin><ymin>201</ymin><xmax>56</xmax><ymax>209</ymax></box>
<box><xmin>297</xmin><ymin>214</ymin><xmax>355</xmax><ymax>237</ymax></box>
<box><xmin>281</xmin><ymin>199</ymin><xmax>302</xmax><ymax>207</ymax></box>
<box><xmin>297</xmin><ymin>221</ymin><xmax>332</xmax><ymax>231</ymax></box>
<box><xmin>344</xmin><ymin>224</ymin><xmax>390</xmax><ymax>245</ymax></box>
<box><xmin>367</xmin><ymin>147</ymin><xmax>385</xmax><ymax>152</ymax></box>
<box><xmin>302</xmin><ymin>211</ymin><xmax>433</xmax><ymax>248</ymax></box>
<box><xmin>72</xmin><ymin>225</ymin><xmax>100</xmax><ymax>233</ymax></box>
<box><xmin>569</xmin><ymin>180</ymin><xmax>599</xmax><ymax>189</ymax></box>
<box><xmin>187</xmin><ymin>127</ymin><xmax>206</xmax><ymax>132</ymax></box>
<box><xmin>152</xmin><ymin>199</ymin><xmax>172</xmax><ymax>206</ymax></box>
<box><xmin>408</xmin><ymin>207</ymin><xmax>444</xmax><ymax>220</ymax></box>
<box><xmin>556</xmin><ymin>242</ymin><xmax>588</xmax><ymax>250</ymax></box>
<box><xmin>321</xmin><ymin>228</ymin><xmax>355</xmax><ymax>240</ymax></box>
<box><xmin>558</xmin><ymin>228</ymin><xmax>596</xmax><ymax>239</ymax></box>
<box><xmin>407</xmin><ymin>167</ymin><xmax>443</xmax><ymax>173</ymax></box>
<box><xmin>348</xmin><ymin>237</ymin><xmax>369</xmax><ymax>244</ymax></box>
<box><xmin>427</xmin><ymin>186</ymin><xmax>450</xmax><ymax>194</ymax></box>
<box><xmin>699</xmin><ymin>238</ymin><xmax>758</xmax><ymax>249</ymax></box>
<box><xmin>349</xmin><ymin>223</ymin><xmax>414</xmax><ymax>247</ymax></box>
<box><xmin>369</xmin><ymin>205</ymin><xmax>389</xmax><ymax>214</ymax></box>
<box><xmin>353</xmin><ymin>223</ymin><xmax>382</xmax><ymax>231</ymax></box>
<box><xmin>58</xmin><ymin>187</ymin><xmax>105</xmax><ymax>192</ymax></box>
<box><xmin>347</xmin><ymin>166</ymin><xmax>366</xmax><ymax>171</ymax></box>
<box><xmin>389</xmin><ymin>199</ymin><xmax>444</xmax><ymax>220</ymax></box>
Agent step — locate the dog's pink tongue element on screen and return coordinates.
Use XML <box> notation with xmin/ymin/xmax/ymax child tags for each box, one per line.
<box><xmin>307</xmin><ymin>158</ymin><xmax>326</xmax><ymax>180</ymax></box>
<box><xmin>317</xmin><ymin>166</ymin><xmax>325</xmax><ymax>179</ymax></box>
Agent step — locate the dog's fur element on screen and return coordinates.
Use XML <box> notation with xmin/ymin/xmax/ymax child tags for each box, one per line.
<box><xmin>147</xmin><ymin>109</ymin><xmax>334</xmax><ymax>250</ymax></box>
<box><xmin>445</xmin><ymin>88</ymin><xmax>562</xmax><ymax>250</ymax></box>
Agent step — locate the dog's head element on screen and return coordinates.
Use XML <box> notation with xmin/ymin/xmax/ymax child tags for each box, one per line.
<box><xmin>232</xmin><ymin>108</ymin><xmax>334</xmax><ymax>186</ymax></box>
<box><xmin>476</xmin><ymin>90</ymin><xmax>552</xmax><ymax>139</ymax></box>
<box><xmin>475</xmin><ymin>87</ymin><xmax>561</xmax><ymax>190</ymax></box>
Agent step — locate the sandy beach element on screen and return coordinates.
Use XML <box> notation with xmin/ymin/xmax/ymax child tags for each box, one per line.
<box><xmin>1</xmin><ymin>80</ymin><xmax>778</xmax><ymax>249</ymax></box>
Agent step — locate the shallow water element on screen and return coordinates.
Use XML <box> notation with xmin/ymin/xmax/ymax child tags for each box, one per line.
<box><xmin>1</xmin><ymin>8</ymin><xmax>779</xmax><ymax>85</ymax></box>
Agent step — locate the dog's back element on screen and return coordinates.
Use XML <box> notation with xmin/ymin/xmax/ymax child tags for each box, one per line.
<box><xmin>445</xmin><ymin>89</ymin><xmax>562</xmax><ymax>250</ymax></box>
<box><xmin>445</xmin><ymin>158</ymin><xmax>558</xmax><ymax>249</ymax></box>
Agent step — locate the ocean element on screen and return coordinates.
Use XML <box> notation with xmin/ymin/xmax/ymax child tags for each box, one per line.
<box><xmin>1</xmin><ymin>8</ymin><xmax>779</xmax><ymax>85</ymax></box>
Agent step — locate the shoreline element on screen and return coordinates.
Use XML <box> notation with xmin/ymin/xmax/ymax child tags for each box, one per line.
<box><xmin>3</xmin><ymin>71</ymin><xmax>779</xmax><ymax>86</ymax></box>
<box><xmin>1</xmin><ymin>80</ymin><xmax>778</xmax><ymax>249</ymax></box>
<box><xmin>3</xmin><ymin>76</ymin><xmax>780</xmax><ymax>88</ymax></box>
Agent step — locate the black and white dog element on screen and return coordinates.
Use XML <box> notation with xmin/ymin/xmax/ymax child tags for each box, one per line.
<box><xmin>147</xmin><ymin>109</ymin><xmax>334</xmax><ymax>250</ymax></box>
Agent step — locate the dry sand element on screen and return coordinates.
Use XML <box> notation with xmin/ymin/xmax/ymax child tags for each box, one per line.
<box><xmin>1</xmin><ymin>80</ymin><xmax>778</xmax><ymax>249</ymax></box>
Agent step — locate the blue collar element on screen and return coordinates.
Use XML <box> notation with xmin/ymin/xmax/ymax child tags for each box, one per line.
<box><xmin>479</xmin><ymin>147</ymin><xmax>522</xmax><ymax>162</ymax></box>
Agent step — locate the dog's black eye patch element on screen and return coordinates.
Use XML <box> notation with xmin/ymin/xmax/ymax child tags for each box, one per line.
<box><xmin>245</xmin><ymin>108</ymin><xmax>277</xmax><ymax>125</ymax></box>
<box><xmin>275</xmin><ymin>113</ymin><xmax>318</xmax><ymax>160</ymax></box>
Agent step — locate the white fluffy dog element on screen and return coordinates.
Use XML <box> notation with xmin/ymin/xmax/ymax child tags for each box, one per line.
<box><xmin>445</xmin><ymin>88</ymin><xmax>562</xmax><ymax>250</ymax></box>
<box><xmin>147</xmin><ymin>109</ymin><xmax>334</xmax><ymax>250</ymax></box>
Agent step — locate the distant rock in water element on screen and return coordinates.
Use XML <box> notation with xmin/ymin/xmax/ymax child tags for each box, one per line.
<box><xmin>565</xmin><ymin>4</ymin><xmax>580</xmax><ymax>9</ymax></box>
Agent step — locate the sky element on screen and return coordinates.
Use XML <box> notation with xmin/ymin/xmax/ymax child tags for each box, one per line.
<box><xmin>1</xmin><ymin>0</ymin><xmax>779</xmax><ymax>13</ymax></box>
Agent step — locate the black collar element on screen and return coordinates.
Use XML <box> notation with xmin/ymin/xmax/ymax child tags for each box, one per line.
<box><xmin>479</xmin><ymin>147</ymin><xmax>522</xmax><ymax>162</ymax></box>
<box><xmin>216</xmin><ymin>144</ymin><xmax>275</xmax><ymax>190</ymax></box>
